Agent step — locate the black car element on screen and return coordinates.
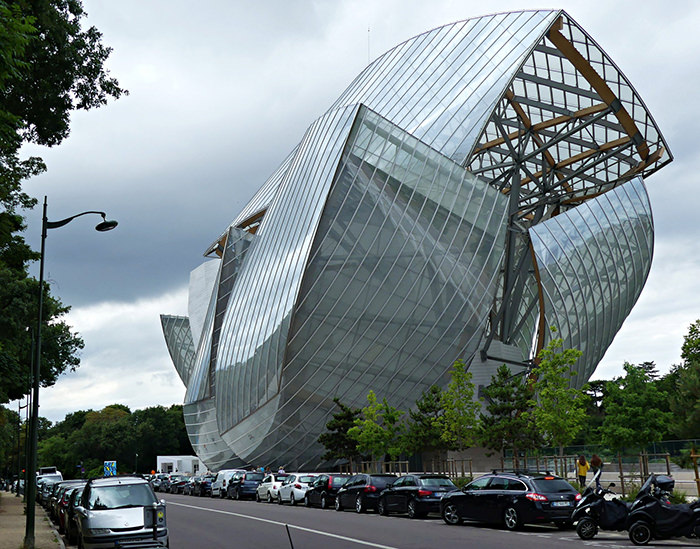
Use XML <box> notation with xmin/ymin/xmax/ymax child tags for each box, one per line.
<box><xmin>305</xmin><ymin>474</ymin><xmax>352</xmax><ymax>509</ymax></box>
<box><xmin>379</xmin><ymin>474</ymin><xmax>457</xmax><ymax>518</ymax></box>
<box><xmin>441</xmin><ymin>471</ymin><xmax>581</xmax><ymax>530</ymax></box>
<box><xmin>168</xmin><ymin>475</ymin><xmax>189</xmax><ymax>494</ymax></box>
<box><xmin>227</xmin><ymin>471</ymin><xmax>265</xmax><ymax>500</ymax></box>
<box><xmin>335</xmin><ymin>473</ymin><xmax>396</xmax><ymax>513</ymax></box>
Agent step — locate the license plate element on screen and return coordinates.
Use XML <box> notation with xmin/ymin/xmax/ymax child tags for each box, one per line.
<box><xmin>551</xmin><ymin>501</ymin><xmax>571</xmax><ymax>507</ymax></box>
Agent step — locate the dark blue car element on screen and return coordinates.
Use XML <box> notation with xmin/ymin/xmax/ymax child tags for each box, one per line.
<box><xmin>227</xmin><ymin>471</ymin><xmax>265</xmax><ymax>500</ymax></box>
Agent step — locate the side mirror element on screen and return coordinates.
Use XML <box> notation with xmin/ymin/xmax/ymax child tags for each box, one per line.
<box><xmin>75</xmin><ymin>506</ymin><xmax>87</xmax><ymax>517</ymax></box>
<box><xmin>608</xmin><ymin>482</ymin><xmax>616</xmax><ymax>488</ymax></box>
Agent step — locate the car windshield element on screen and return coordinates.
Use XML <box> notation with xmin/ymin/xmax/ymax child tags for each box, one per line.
<box><xmin>276</xmin><ymin>475</ymin><xmax>289</xmax><ymax>482</ymax></box>
<box><xmin>331</xmin><ymin>477</ymin><xmax>350</xmax><ymax>487</ymax></box>
<box><xmin>87</xmin><ymin>484</ymin><xmax>157</xmax><ymax>510</ymax></box>
<box><xmin>245</xmin><ymin>473</ymin><xmax>264</xmax><ymax>481</ymax></box>
<box><xmin>298</xmin><ymin>476</ymin><xmax>316</xmax><ymax>483</ymax></box>
<box><xmin>532</xmin><ymin>478</ymin><xmax>576</xmax><ymax>493</ymax></box>
<box><xmin>420</xmin><ymin>477</ymin><xmax>456</xmax><ymax>489</ymax></box>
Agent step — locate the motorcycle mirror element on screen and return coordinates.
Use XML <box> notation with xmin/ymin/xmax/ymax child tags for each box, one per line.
<box><xmin>608</xmin><ymin>482</ymin><xmax>616</xmax><ymax>488</ymax></box>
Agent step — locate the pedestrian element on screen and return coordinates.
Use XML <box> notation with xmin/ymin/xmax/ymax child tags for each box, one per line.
<box><xmin>590</xmin><ymin>454</ymin><xmax>603</xmax><ymax>488</ymax></box>
<box><xmin>577</xmin><ymin>454</ymin><xmax>589</xmax><ymax>486</ymax></box>
<box><xmin>277</xmin><ymin>465</ymin><xmax>286</xmax><ymax>474</ymax></box>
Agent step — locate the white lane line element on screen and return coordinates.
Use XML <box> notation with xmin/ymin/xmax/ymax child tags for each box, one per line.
<box><xmin>168</xmin><ymin>501</ymin><xmax>399</xmax><ymax>549</ymax></box>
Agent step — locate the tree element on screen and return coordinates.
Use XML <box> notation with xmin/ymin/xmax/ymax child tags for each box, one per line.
<box><xmin>477</xmin><ymin>364</ymin><xmax>540</xmax><ymax>464</ymax></box>
<box><xmin>318</xmin><ymin>397</ymin><xmax>362</xmax><ymax>465</ymax></box>
<box><xmin>0</xmin><ymin>0</ymin><xmax>125</xmax><ymax>403</ymax></box>
<box><xmin>670</xmin><ymin>320</ymin><xmax>700</xmax><ymax>438</ymax></box>
<box><xmin>600</xmin><ymin>363</ymin><xmax>672</xmax><ymax>452</ymax></box>
<box><xmin>348</xmin><ymin>391</ymin><xmax>404</xmax><ymax>462</ymax></box>
<box><xmin>401</xmin><ymin>385</ymin><xmax>448</xmax><ymax>455</ymax></box>
<box><xmin>438</xmin><ymin>360</ymin><xmax>480</xmax><ymax>451</ymax></box>
<box><xmin>529</xmin><ymin>335</ymin><xmax>587</xmax><ymax>455</ymax></box>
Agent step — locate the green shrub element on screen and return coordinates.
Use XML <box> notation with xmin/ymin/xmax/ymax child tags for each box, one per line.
<box><xmin>670</xmin><ymin>447</ymin><xmax>697</xmax><ymax>469</ymax></box>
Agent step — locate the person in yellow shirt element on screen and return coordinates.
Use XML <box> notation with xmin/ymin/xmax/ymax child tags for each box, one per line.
<box><xmin>577</xmin><ymin>455</ymin><xmax>590</xmax><ymax>486</ymax></box>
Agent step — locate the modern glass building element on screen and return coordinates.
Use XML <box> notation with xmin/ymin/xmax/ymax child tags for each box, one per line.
<box><xmin>161</xmin><ymin>10</ymin><xmax>671</xmax><ymax>471</ymax></box>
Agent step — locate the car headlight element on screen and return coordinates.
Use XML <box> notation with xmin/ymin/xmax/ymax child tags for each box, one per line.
<box><xmin>87</xmin><ymin>528</ymin><xmax>111</xmax><ymax>535</ymax></box>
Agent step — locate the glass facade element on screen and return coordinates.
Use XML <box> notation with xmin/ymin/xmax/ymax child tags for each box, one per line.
<box><xmin>162</xmin><ymin>10</ymin><xmax>671</xmax><ymax>471</ymax></box>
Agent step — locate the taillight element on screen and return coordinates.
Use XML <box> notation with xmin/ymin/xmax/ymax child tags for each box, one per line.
<box><xmin>328</xmin><ymin>478</ymin><xmax>333</xmax><ymax>490</ymax></box>
<box><xmin>294</xmin><ymin>483</ymin><xmax>302</xmax><ymax>489</ymax></box>
<box><xmin>526</xmin><ymin>492</ymin><xmax>548</xmax><ymax>502</ymax></box>
<box><xmin>223</xmin><ymin>480</ymin><xmax>226</xmax><ymax>487</ymax></box>
<box><xmin>575</xmin><ymin>493</ymin><xmax>582</xmax><ymax>501</ymax></box>
<box><xmin>417</xmin><ymin>489</ymin><xmax>433</xmax><ymax>497</ymax></box>
<box><xmin>364</xmin><ymin>485</ymin><xmax>377</xmax><ymax>493</ymax></box>
<box><xmin>241</xmin><ymin>474</ymin><xmax>246</xmax><ymax>480</ymax></box>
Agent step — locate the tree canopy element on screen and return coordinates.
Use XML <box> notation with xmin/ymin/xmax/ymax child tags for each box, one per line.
<box><xmin>530</xmin><ymin>334</ymin><xmax>587</xmax><ymax>455</ymax></box>
<box><xmin>0</xmin><ymin>0</ymin><xmax>126</xmax><ymax>403</ymax></box>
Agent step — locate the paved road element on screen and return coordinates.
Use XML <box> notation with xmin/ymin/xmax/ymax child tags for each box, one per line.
<box><xmin>158</xmin><ymin>493</ymin><xmax>696</xmax><ymax>549</ymax></box>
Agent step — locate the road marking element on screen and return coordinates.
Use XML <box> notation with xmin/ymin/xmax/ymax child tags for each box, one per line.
<box><xmin>168</xmin><ymin>501</ymin><xmax>400</xmax><ymax>549</ymax></box>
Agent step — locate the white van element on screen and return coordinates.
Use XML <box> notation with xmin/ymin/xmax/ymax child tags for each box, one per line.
<box><xmin>211</xmin><ymin>469</ymin><xmax>245</xmax><ymax>498</ymax></box>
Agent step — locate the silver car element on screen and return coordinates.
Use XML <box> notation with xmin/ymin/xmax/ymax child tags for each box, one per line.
<box><xmin>75</xmin><ymin>476</ymin><xmax>167</xmax><ymax>549</ymax></box>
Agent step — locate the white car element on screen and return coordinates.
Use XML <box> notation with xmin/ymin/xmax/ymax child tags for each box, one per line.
<box><xmin>256</xmin><ymin>473</ymin><xmax>290</xmax><ymax>503</ymax></box>
<box><xmin>211</xmin><ymin>469</ymin><xmax>245</xmax><ymax>498</ymax></box>
<box><xmin>277</xmin><ymin>473</ymin><xmax>318</xmax><ymax>505</ymax></box>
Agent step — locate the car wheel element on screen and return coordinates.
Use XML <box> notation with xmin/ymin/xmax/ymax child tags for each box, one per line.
<box><xmin>320</xmin><ymin>494</ymin><xmax>328</xmax><ymax>510</ymax></box>
<box><xmin>442</xmin><ymin>502</ymin><xmax>461</xmax><ymax>525</ymax></box>
<box><xmin>277</xmin><ymin>492</ymin><xmax>283</xmax><ymax>505</ymax></box>
<box><xmin>503</xmin><ymin>506</ymin><xmax>520</xmax><ymax>530</ymax></box>
<box><xmin>576</xmin><ymin>517</ymin><xmax>598</xmax><ymax>540</ymax></box>
<box><xmin>335</xmin><ymin>496</ymin><xmax>343</xmax><ymax>511</ymax></box>
<box><xmin>355</xmin><ymin>494</ymin><xmax>365</xmax><ymax>513</ymax></box>
<box><xmin>255</xmin><ymin>491</ymin><xmax>261</xmax><ymax>502</ymax></box>
<box><xmin>290</xmin><ymin>494</ymin><xmax>297</xmax><ymax>506</ymax></box>
<box><xmin>629</xmin><ymin>521</ymin><xmax>653</xmax><ymax>546</ymax></box>
<box><xmin>378</xmin><ymin>498</ymin><xmax>389</xmax><ymax>516</ymax></box>
<box><xmin>304</xmin><ymin>494</ymin><xmax>311</xmax><ymax>507</ymax></box>
<box><xmin>233</xmin><ymin>488</ymin><xmax>239</xmax><ymax>500</ymax></box>
<box><xmin>407</xmin><ymin>499</ymin><xmax>420</xmax><ymax>519</ymax></box>
<box><xmin>267</xmin><ymin>491</ymin><xmax>273</xmax><ymax>504</ymax></box>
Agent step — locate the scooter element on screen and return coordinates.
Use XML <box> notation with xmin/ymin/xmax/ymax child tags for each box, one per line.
<box><xmin>572</xmin><ymin>470</ymin><xmax>629</xmax><ymax>539</ymax></box>
<box><xmin>626</xmin><ymin>474</ymin><xmax>700</xmax><ymax>546</ymax></box>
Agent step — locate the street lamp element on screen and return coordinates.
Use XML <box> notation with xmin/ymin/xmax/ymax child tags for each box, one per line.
<box><xmin>24</xmin><ymin>196</ymin><xmax>117</xmax><ymax>549</ymax></box>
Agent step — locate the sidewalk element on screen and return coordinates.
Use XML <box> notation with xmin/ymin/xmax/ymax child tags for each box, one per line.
<box><xmin>0</xmin><ymin>492</ymin><xmax>64</xmax><ymax>549</ymax></box>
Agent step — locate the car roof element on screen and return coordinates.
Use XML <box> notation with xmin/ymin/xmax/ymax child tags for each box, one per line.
<box><xmin>87</xmin><ymin>476</ymin><xmax>150</xmax><ymax>487</ymax></box>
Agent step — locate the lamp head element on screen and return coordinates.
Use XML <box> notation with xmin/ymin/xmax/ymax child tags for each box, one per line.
<box><xmin>95</xmin><ymin>215</ymin><xmax>118</xmax><ymax>232</ymax></box>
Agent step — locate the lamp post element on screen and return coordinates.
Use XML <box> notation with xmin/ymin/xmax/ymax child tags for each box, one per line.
<box><xmin>24</xmin><ymin>196</ymin><xmax>117</xmax><ymax>549</ymax></box>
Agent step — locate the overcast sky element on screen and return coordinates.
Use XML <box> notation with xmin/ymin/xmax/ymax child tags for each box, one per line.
<box><xmin>14</xmin><ymin>0</ymin><xmax>700</xmax><ymax>423</ymax></box>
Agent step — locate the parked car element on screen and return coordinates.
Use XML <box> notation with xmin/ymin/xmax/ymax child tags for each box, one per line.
<box><xmin>168</xmin><ymin>475</ymin><xmax>189</xmax><ymax>494</ymax></box>
<box><xmin>211</xmin><ymin>469</ymin><xmax>245</xmax><ymax>498</ymax></box>
<box><xmin>440</xmin><ymin>471</ymin><xmax>581</xmax><ymax>530</ymax></box>
<box><xmin>335</xmin><ymin>473</ymin><xmax>397</xmax><ymax>513</ymax></box>
<box><xmin>151</xmin><ymin>474</ymin><xmax>168</xmax><ymax>492</ymax></box>
<box><xmin>75</xmin><ymin>475</ymin><xmax>168</xmax><ymax>549</ymax></box>
<box><xmin>183</xmin><ymin>476</ymin><xmax>199</xmax><ymax>495</ymax></box>
<box><xmin>227</xmin><ymin>471</ymin><xmax>265</xmax><ymax>500</ymax></box>
<box><xmin>304</xmin><ymin>474</ymin><xmax>352</xmax><ymax>509</ymax></box>
<box><xmin>378</xmin><ymin>474</ymin><xmax>456</xmax><ymax>518</ymax></box>
<box><xmin>65</xmin><ymin>486</ymin><xmax>85</xmax><ymax>545</ymax></box>
<box><xmin>57</xmin><ymin>484</ymin><xmax>86</xmax><ymax>535</ymax></box>
<box><xmin>194</xmin><ymin>474</ymin><xmax>214</xmax><ymax>497</ymax></box>
<box><xmin>277</xmin><ymin>473</ymin><xmax>317</xmax><ymax>505</ymax></box>
<box><xmin>256</xmin><ymin>473</ymin><xmax>290</xmax><ymax>503</ymax></box>
<box><xmin>50</xmin><ymin>481</ymin><xmax>84</xmax><ymax>524</ymax></box>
